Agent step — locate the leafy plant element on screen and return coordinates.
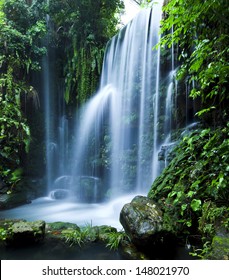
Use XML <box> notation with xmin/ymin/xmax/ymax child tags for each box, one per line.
<box><xmin>149</xmin><ymin>124</ymin><xmax>229</xmax><ymax>234</ymax></box>
<box><xmin>199</xmin><ymin>201</ymin><xmax>229</xmax><ymax>238</ymax></box>
<box><xmin>0</xmin><ymin>227</ymin><xmax>7</xmax><ymax>241</ymax></box>
<box><xmin>159</xmin><ymin>0</ymin><xmax>229</xmax><ymax>124</ymax></box>
<box><xmin>0</xmin><ymin>0</ymin><xmax>47</xmax><ymax>189</ymax></box>
<box><xmin>190</xmin><ymin>241</ymin><xmax>212</xmax><ymax>260</ymax></box>
<box><xmin>48</xmin><ymin>0</ymin><xmax>124</xmax><ymax>107</ymax></box>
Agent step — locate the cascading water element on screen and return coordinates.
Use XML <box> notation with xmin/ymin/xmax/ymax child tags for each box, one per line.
<box><xmin>42</xmin><ymin>12</ymin><xmax>70</xmax><ymax>195</ymax></box>
<box><xmin>164</xmin><ymin>25</ymin><xmax>175</xmax><ymax>144</ymax></box>
<box><xmin>156</xmin><ymin>24</ymin><xmax>177</xmax><ymax>170</ymax></box>
<box><xmin>42</xmin><ymin>13</ymin><xmax>53</xmax><ymax>194</ymax></box>
<box><xmin>71</xmin><ymin>1</ymin><xmax>164</xmax><ymax>199</ymax></box>
<box><xmin>1</xmin><ymin>1</ymin><xmax>178</xmax><ymax>228</ymax></box>
<box><xmin>42</xmin><ymin>43</ymin><xmax>70</xmax><ymax>194</ymax></box>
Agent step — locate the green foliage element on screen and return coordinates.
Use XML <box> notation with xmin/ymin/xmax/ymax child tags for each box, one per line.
<box><xmin>48</xmin><ymin>0</ymin><xmax>124</xmax><ymax>106</ymax></box>
<box><xmin>0</xmin><ymin>0</ymin><xmax>47</xmax><ymax>189</ymax></box>
<box><xmin>139</xmin><ymin>0</ymin><xmax>153</xmax><ymax>8</ymax></box>
<box><xmin>1</xmin><ymin>0</ymin><xmax>47</xmax><ymax>72</ymax></box>
<box><xmin>159</xmin><ymin>0</ymin><xmax>229</xmax><ymax>123</ymax></box>
<box><xmin>190</xmin><ymin>199</ymin><xmax>202</xmax><ymax>212</ymax></box>
<box><xmin>191</xmin><ymin>202</ymin><xmax>229</xmax><ymax>259</ymax></box>
<box><xmin>0</xmin><ymin>227</ymin><xmax>7</xmax><ymax>241</ymax></box>
<box><xmin>149</xmin><ymin>124</ymin><xmax>229</xmax><ymax>234</ymax></box>
<box><xmin>63</xmin><ymin>224</ymin><xmax>96</xmax><ymax>247</ymax></box>
<box><xmin>62</xmin><ymin>224</ymin><xmax>128</xmax><ymax>251</ymax></box>
<box><xmin>190</xmin><ymin>241</ymin><xmax>212</xmax><ymax>260</ymax></box>
<box><xmin>105</xmin><ymin>230</ymin><xmax>129</xmax><ymax>250</ymax></box>
<box><xmin>199</xmin><ymin>202</ymin><xmax>228</xmax><ymax>237</ymax></box>
<box><xmin>0</xmin><ymin>221</ymin><xmax>13</xmax><ymax>241</ymax></box>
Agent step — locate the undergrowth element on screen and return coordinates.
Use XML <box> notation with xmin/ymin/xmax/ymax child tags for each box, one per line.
<box><xmin>148</xmin><ymin>124</ymin><xmax>229</xmax><ymax>257</ymax></box>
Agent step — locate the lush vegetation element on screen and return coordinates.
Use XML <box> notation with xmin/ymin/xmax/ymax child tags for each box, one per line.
<box><xmin>48</xmin><ymin>0</ymin><xmax>124</xmax><ymax>107</ymax></box>
<box><xmin>160</xmin><ymin>0</ymin><xmax>229</xmax><ymax>124</ymax></box>
<box><xmin>0</xmin><ymin>0</ymin><xmax>228</xmax><ymax>259</ymax></box>
<box><xmin>0</xmin><ymin>0</ymin><xmax>47</xmax><ymax>189</ymax></box>
<box><xmin>149</xmin><ymin>126</ymin><xmax>229</xmax><ymax>231</ymax></box>
<box><xmin>149</xmin><ymin>0</ymin><xmax>229</xmax><ymax>258</ymax></box>
<box><xmin>0</xmin><ymin>0</ymin><xmax>124</xmax><ymax>190</ymax></box>
<box><xmin>62</xmin><ymin>224</ymin><xmax>128</xmax><ymax>250</ymax></box>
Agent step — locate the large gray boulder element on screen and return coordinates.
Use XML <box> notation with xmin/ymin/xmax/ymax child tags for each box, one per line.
<box><xmin>120</xmin><ymin>196</ymin><xmax>174</xmax><ymax>255</ymax></box>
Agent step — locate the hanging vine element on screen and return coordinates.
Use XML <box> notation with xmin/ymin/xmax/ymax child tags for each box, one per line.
<box><xmin>48</xmin><ymin>0</ymin><xmax>124</xmax><ymax>108</ymax></box>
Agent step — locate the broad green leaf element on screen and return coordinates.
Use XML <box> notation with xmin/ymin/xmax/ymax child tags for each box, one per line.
<box><xmin>191</xmin><ymin>199</ymin><xmax>202</xmax><ymax>212</ymax></box>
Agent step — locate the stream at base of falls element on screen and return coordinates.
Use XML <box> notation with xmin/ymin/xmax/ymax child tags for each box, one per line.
<box><xmin>0</xmin><ymin>194</ymin><xmax>138</xmax><ymax>229</ymax></box>
<box><xmin>0</xmin><ymin>194</ymin><xmax>196</xmax><ymax>260</ymax></box>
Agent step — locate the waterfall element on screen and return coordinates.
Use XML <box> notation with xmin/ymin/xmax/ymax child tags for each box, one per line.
<box><xmin>42</xmin><ymin>14</ymin><xmax>53</xmax><ymax>193</ymax></box>
<box><xmin>42</xmin><ymin>15</ymin><xmax>70</xmax><ymax>194</ymax></box>
<box><xmin>69</xmin><ymin>1</ymin><xmax>165</xmax><ymax>200</ymax></box>
<box><xmin>151</xmin><ymin>4</ymin><xmax>162</xmax><ymax>182</ymax></box>
<box><xmin>43</xmin><ymin>0</ymin><xmax>174</xmax><ymax>202</ymax></box>
<box><xmin>1</xmin><ymin>1</ymin><xmax>201</xmax><ymax>232</ymax></box>
<box><xmin>164</xmin><ymin>25</ymin><xmax>175</xmax><ymax>144</ymax></box>
<box><xmin>0</xmin><ymin>1</ymin><xmax>180</xmax><ymax>228</ymax></box>
<box><xmin>157</xmin><ymin>25</ymin><xmax>176</xmax><ymax>170</ymax></box>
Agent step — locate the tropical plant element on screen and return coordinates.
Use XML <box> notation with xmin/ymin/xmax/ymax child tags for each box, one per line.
<box><xmin>149</xmin><ymin>124</ymin><xmax>229</xmax><ymax>234</ymax></box>
<box><xmin>0</xmin><ymin>0</ymin><xmax>47</xmax><ymax>189</ymax></box>
<box><xmin>159</xmin><ymin>0</ymin><xmax>229</xmax><ymax>124</ymax></box>
<box><xmin>48</xmin><ymin>0</ymin><xmax>124</xmax><ymax>106</ymax></box>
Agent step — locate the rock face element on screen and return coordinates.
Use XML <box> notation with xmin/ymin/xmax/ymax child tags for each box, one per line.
<box><xmin>6</xmin><ymin>220</ymin><xmax>45</xmax><ymax>246</ymax></box>
<box><xmin>120</xmin><ymin>196</ymin><xmax>164</xmax><ymax>250</ymax></box>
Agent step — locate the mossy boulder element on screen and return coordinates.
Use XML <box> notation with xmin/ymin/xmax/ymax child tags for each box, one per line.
<box><xmin>209</xmin><ymin>235</ymin><xmax>229</xmax><ymax>260</ymax></box>
<box><xmin>47</xmin><ymin>222</ymin><xmax>79</xmax><ymax>231</ymax></box>
<box><xmin>120</xmin><ymin>196</ymin><xmax>172</xmax><ymax>255</ymax></box>
<box><xmin>6</xmin><ymin>220</ymin><xmax>45</xmax><ymax>246</ymax></box>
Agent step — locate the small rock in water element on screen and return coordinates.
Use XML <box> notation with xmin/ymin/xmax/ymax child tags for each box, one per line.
<box><xmin>50</xmin><ymin>189</ymin><xmax>70</xmax><ymax>200</ymax></box>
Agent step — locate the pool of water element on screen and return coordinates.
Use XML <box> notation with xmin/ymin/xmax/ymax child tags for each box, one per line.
<box><xmin>0</xmin><ymin>241</ymin><xmax>123</xmax><ymax>260</ymax></box>
<box><xmin>0</xmin><ymin>194</ymin><xmax>137</xmax><ymax>229</ymax></box>
<box><xmin>0</xmin><ymin>193</ymin><xmax>197</xmax><ymax>260</ymax></box>
<box><xmin>0</xmin><ymin>240</ymin><xmax>195</xmax><ymax>260</ymax></box>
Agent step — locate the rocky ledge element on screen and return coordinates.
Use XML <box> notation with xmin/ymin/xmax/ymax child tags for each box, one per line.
<box><xmin>0</xmin><ymin>195</ymin><xmax>228</xmax><ymax>260</ymax></box>
<box><xmin>0</xmin><ymin>219</ymin><xmax>144</xmax><ymax>259</ymax></box>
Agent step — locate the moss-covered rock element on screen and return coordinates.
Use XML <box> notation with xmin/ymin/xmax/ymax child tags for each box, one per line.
<box><xmin>47</xmin><ymin>222</ymin><xmax>79</xmax><ymax>231</ymax></box>
<box><xmin>119</xmin><ymin>195</ymin><xmax>176</xmax><ymax>254</ymax></box>
<box><xmin>6</xmin><ymin>220</ymin><xmax>45</xmax><ymax>246</ymax></box>
<box><xmin>209</xmin><ymin>236</ymin><xmax>229</xmax><ymax>260</ymax></box>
